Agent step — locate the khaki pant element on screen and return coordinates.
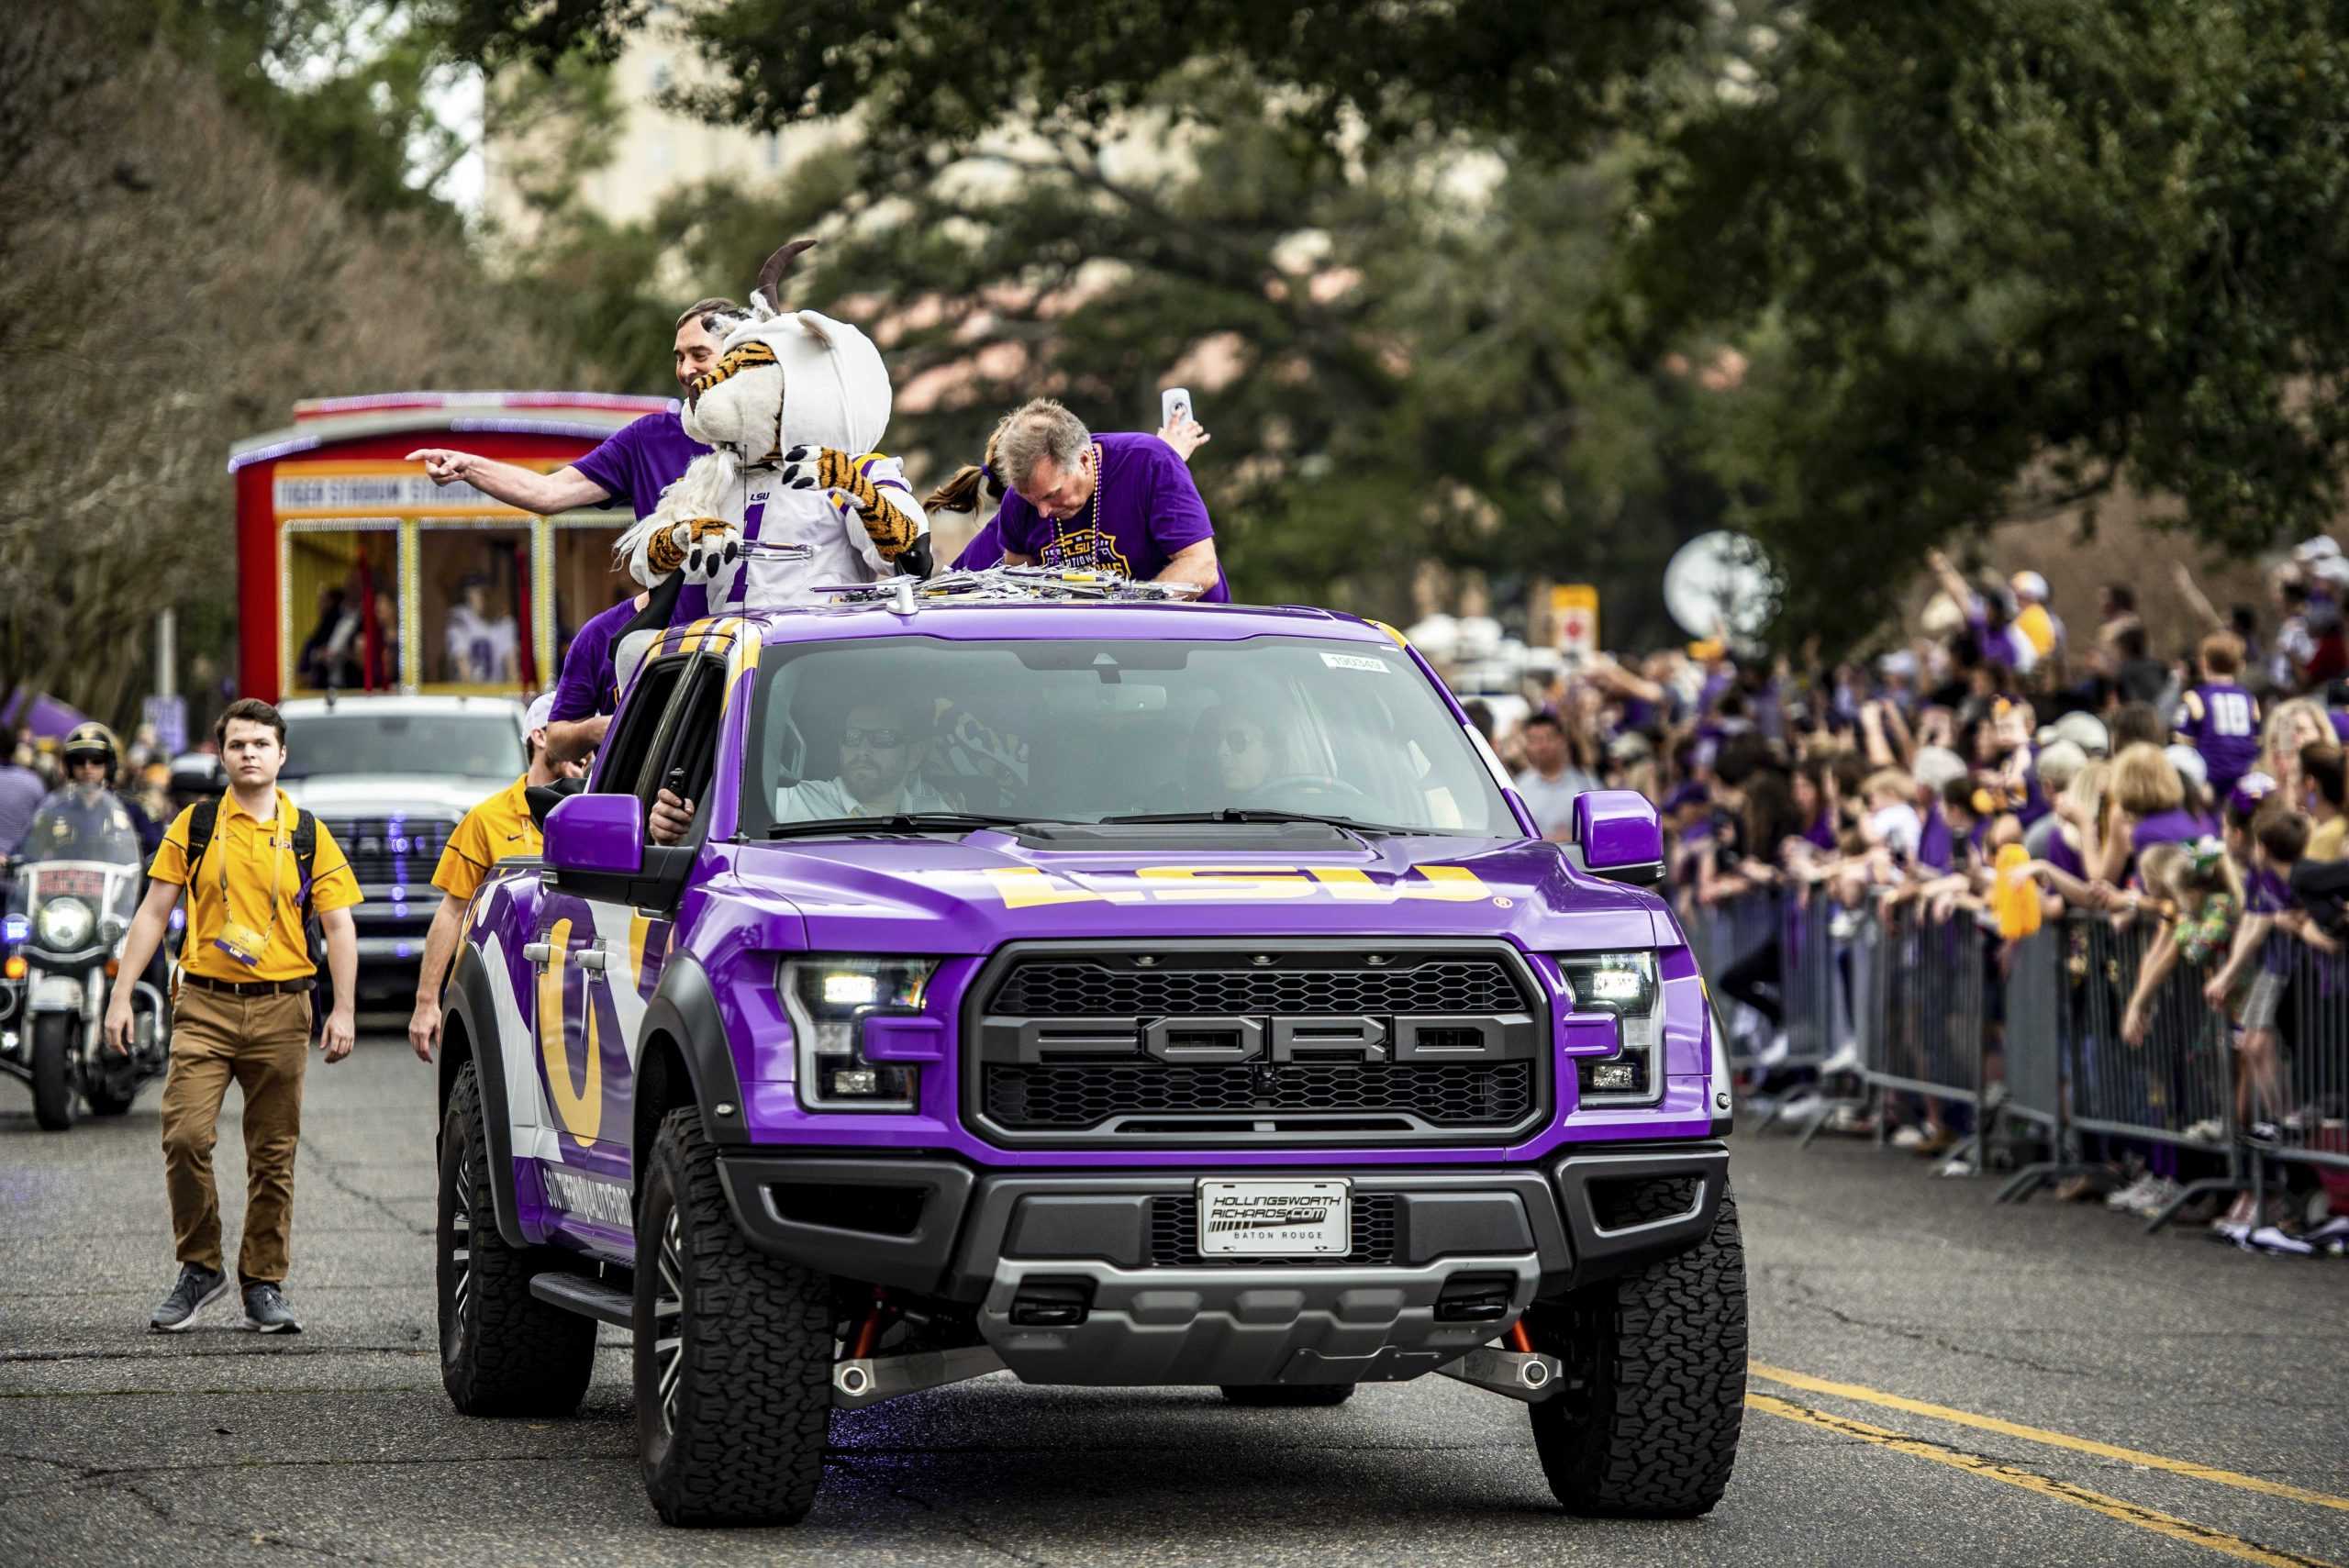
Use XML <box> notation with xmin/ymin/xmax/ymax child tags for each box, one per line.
<box><xmin>159</xmin><ymin>986</ymin><xmax>311</xmax><ymax>1284</ymax></box>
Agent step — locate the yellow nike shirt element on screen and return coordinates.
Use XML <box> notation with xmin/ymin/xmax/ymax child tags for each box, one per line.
<box><xmin>432</xmin><ymin>776</ymin><xmax>543</xmax><ymax>903</ymax></box>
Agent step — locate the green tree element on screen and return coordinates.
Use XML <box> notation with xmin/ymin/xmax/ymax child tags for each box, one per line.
<box><xmin>441</xmin><ymin>0</ymin><xmax>2349</xmax><ymax>643</ymax></box>
<box><xmin>1626</xmin><ymin>0</ymin><xmax>2349</xmax><ymax>636</ymax></box>
<box><xmin>620</xmin><ymin>69</ymin><xmax>1724</xmax><ymax>639</ymax></box>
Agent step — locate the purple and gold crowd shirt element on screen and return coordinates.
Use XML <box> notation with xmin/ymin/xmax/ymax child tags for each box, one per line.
<box><xmin>2175</xmin><ymin>684</ymin><xmax>2262</xmax><ymax>798</ymax></box>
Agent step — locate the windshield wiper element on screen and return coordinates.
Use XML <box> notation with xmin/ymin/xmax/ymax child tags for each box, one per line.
<box><xmin>763</xmin><ymin>811</ymin><xmax>1041</xmax><ymax>840</ymax></box>
<box><xmin>1097</xmin><ymin>808</ymin><xmax>1422</xmax><ymax>835</ymax></box>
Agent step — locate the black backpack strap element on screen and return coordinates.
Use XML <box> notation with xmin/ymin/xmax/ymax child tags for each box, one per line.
<box><xmin>176</xmin><ymin>798</ymin><xmax>219</xmax><ymax>964</ymax></box>
<box><xmin>293</xmin><ymin>809</ymin><xmax>319</xmax><ymax>905</ymax></box>
<box><xmin>183</xmin><ymin>797</ymin><xmax>220</xmax><ymax>880</ymax></box>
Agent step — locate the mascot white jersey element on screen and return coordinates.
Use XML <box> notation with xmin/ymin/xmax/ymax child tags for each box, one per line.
<box><xmin>615</xmin><ymin>239</ymin><xmax>927</xmax><ymax>623</ymax></box>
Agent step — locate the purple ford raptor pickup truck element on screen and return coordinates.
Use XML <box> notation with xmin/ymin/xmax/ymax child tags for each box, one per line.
<box><xmin>430</xmin><ymin>584</ymin><xmax>1742</xmax><ymax>1527</ymax></box>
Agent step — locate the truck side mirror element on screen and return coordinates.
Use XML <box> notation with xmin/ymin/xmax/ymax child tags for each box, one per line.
<box><xmin>1574</xmin><ymin>791</ymin><xmax>1664</xmax><ymax>886</ymax></box>
<box><xmin>544</xmin><ymin>793</ymin><xmax>644</xmax><ymax>878</ymax></box>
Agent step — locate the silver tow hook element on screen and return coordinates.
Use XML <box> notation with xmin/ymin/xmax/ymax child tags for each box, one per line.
<box><xmin>832</xmin><ymin>1344</ymin><xmax>1008</xmax><ymax>1409</ymax></box>
<box><xmin>1435</xmin><ymin>1342</ymin><xmax>1561</xmax><ymax>1403</ymax></box>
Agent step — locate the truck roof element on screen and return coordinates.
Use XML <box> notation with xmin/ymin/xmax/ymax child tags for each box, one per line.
<box><xmin>733</xmin><ymin>599</ymin><xmax>1407</xmax><ymax>650</ymax></box>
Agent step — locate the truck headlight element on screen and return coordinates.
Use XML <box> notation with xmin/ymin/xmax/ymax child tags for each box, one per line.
<box><xmin>781</xmin><ymin>956</ymin><xmax>937</xmax><ymax>1111</ymax></box>
<box><xmin>1556</xmin><ymin>951</ymin><xmax>1661</xmax><ymax>1103</ymax></box>
<box><xmin>34</xmin><ymin>898</ymin><xmax>95</xmax><ymax>953</ymax></box>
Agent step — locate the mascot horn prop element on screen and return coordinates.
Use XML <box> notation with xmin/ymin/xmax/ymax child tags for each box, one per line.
<box><xmin>615</xmin><ymin>239</ymin><xmax>929</xmax><ymax>600</ymax></box>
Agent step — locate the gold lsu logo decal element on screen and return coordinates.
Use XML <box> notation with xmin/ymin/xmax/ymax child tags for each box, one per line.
<box><xmin>983</xmin><ymin>864</ymin><xmax>1492</xmax><ymax>908</ymax></box>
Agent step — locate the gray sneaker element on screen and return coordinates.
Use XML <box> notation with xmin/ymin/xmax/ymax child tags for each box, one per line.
<box><xmin>150</xmin><ymin>1263</ymin><xmax>230</xmax><ymax>1332</ymax></box>
<box><xmin>240</xmin><ymin>1281</ymin><xmax>303</xmax><ymax>1334</ymax></box>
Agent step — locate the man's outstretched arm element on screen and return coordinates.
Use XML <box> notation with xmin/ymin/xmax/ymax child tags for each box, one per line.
<box><xmin>406</xmin><ymin>450</ymin><xmax>612</xmax><ymax>517</ymax></box>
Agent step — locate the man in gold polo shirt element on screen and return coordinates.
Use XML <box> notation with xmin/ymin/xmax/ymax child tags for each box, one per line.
<box><xmin>105</xmin><ymin>698</ymin><xmax>362</xmax><ymax>1334</ymax></box>
<box><xmin>406</xmin><ymin>694</ymin><xmax>584</xmax><ymax>1062</ymax></box>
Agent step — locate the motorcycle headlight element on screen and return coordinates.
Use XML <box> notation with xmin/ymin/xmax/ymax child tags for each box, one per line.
<box><xmin>34</xmin><ymin>897</ymin><xmax>95</xmax><ymax>953</ymax></box>
<box><xmin>780</xmin><ymin>956</ymin><xmax>938</xmax><ymax>1112</ymax></box>
<box><xmin>1555</xmin><ymin>951</ymin><xmax>1662</xmax><ymax>1103</ymax></box>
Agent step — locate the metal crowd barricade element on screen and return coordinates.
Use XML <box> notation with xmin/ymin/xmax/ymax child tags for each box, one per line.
<box><xmin>1682</xmin><ymin>891</ymin><xmax>1784</xmax><ymax>1071</ymax></box>
<box><xmin>1860</xmin><ymin>900</ymin><xmax>1989</xmax><ymax>1163</ymax></box>
<box><xmin>2254</xmin><ymin>937</ymin><xmax>2349</xmax><ymax>1204</ymax></box>
<box><xmin>1776</xmin><ymin>891</ymin><xmax>1848</xmax><ymax>1070</ymax></box>
<box><xmin>1997</xmin><ymin>924</ymin><xmax>2065</xmax><ymax>1149</ymax></box>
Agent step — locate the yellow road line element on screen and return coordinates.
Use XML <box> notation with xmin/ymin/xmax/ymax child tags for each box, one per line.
<box><xmin>1750</xmin><ymin>1363</ymin><xmax>2349</xmax><ymax>1515</ymax></box>
<box><xmin>1747</xmin><ymin>1393</ymin><xmax>2341</xmax><ymax>1568</ymax></box>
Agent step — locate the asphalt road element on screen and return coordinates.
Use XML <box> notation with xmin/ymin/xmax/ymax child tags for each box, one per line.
<box><xmin>5</xmin><ymin>1024</ymin><xmax>2345</xmax><ymax>1568</ymax></box>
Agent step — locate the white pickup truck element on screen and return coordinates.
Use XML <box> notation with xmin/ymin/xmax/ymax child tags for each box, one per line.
<box><xmin>276</xmin><ymin>695</ymin><xmax>526</xmax><ymax>1000</ymax></box>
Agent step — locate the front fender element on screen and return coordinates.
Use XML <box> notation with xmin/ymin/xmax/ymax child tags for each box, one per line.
<box><xmin>442</xmin><ymin>942</ymin><xmax>530</xmax><ymax>1251</ymax></box>
<box><xmin>28</xmin><ymin>973</ymin><xmax>85</xmax><ymax>1013</ymax></box>
<box><xmin>640</xmin><ymin>952</ymin><xmax>750</xmax><ymax>1148</ymax></box>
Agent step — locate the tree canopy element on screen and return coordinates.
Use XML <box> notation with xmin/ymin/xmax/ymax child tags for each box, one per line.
<box><xmin>450</xmin><ymin>0</ymin><xmax>2349</xmax><ymax>637</ymax></box>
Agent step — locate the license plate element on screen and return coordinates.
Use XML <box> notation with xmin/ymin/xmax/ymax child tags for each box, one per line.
<box><xmin>1195</xmin><ymin>1179</ymin><xmax>1352</xmax><ymax>1256</ymax></box>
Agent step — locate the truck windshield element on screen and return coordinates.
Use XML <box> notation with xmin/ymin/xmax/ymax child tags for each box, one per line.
<box><xmin>743</xmin><ymin>636</ymin><xmax>1512</xmax><ymax>838</ymax></box>
<box><xmin>280</xmin><ymin>714</ymin><xmax>525</xmax><ymax>780</ymax></box>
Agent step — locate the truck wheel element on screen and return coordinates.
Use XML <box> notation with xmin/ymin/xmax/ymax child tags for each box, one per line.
<box><xmin>636</xmin><ymin>1106</ymin><xmax>833</xmax><ymax>1528</ymax></box>
<box><xmin>30</xmin><ymin>1014</ymin><xmax>76</xmax><ymax>1131</ymax></box>
<box><xmin>438</xmin><ymin>1062</ymin><xmax>596</xmax><ymax>1417</ymax></box>
<box><xmin>1526</xmin><ymin>1185</ymin><xmax>1747</xmax><ymax>1518</ymax></box>
<box><xmin>1219</xmin><ymin>1384</ymin><xmax>1355</xmax><ymax>1407</ymax></box>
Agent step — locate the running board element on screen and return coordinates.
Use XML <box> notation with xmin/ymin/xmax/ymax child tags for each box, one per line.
<box><xmin>529</xmin><ymin>1272</ymin><xmax>633</xmax><ymax>1327</ymax></box>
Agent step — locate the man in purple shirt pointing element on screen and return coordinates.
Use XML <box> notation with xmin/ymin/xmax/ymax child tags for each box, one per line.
<box><xmin>405</xmin><ymin>298</ymin><xmax>734</xmax><ymax>519</ymax></box>
<box><xmin>984</xmin><ymin>399</ymin><xmax>1226</xmax><ymax>600</ymax></box>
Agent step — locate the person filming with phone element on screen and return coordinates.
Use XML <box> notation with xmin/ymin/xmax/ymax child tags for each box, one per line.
<box><xmin>926</xmin><ymin>396</ymin><xmax>1227</xmax><ymax>599</ymax></box>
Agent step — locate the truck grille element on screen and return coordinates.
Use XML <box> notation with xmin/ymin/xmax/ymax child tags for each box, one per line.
<box><xmin>968</xmin><ymin>944</ymin><xmax>1545</xmax><ymax>1147</ymax></box>
<box><xmin>1148</xmin><ymin>1194</ymin><xmax>1400</xmax><ymax>1267</ymax></box>
<box><xmin>992</xmin><ymin>960</ymin><xmax>1521</xmax><ymax>1017</ymax></box>
<box><xmin>320</xmin><ymin>817</ymin><xmax>455</xmax><ymax>886</ymax></box>
<box><xmin>985</xmin><ymin>1062</ymin><xmax>1536</xmax><ymax>1127</ymax></box>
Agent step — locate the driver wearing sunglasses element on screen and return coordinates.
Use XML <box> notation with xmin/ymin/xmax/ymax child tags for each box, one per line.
<box><xmin>1211</xmin><ymin>717</ymin><xmax>1275</xmax><ymax>797</ymax></box>
<box><xmin>650</xmin><ymin>699</ymin><xmax>954</xmax><ymax>843</ymax></box>
<box><xmin>771</xmin><ymin>700</ymin><xmax>952</xmax><ymax>826</ymax></box>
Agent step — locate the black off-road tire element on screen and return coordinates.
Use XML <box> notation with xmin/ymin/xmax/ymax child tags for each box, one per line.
<box><xmin>437</xmin><ymin>1062</ymin><xmax>596</xmax><ymax>1417</ymax></box>
<box><xmin>1219</xmin><ymin>1384</ymin><xmax>1356</xmax><ymax>1407</ymax></box>
<box><xmin>1526</xmin><ymin>1184</ymin><xmax>1747</xmax><ymax>1518</ymax></box>
<box><xmin>31</xmin><ymin>1013</ymin><xmax>76</xmax><ymax>1130</ymax></box>
<box><xmin>635</xmin><ymin>1106</ymin><xmax>834</xmax><ymax>1528</ymax></box>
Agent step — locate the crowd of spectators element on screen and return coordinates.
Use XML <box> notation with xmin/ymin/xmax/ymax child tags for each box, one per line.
<box><xmin>1464</xmin><ymin>535</ymin><xmax>2349</xmax><ymax>1251</ymax></box>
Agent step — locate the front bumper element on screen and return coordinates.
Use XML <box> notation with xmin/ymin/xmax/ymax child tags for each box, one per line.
<box><xmin>716</xmin><ymin>1141</ymin><xmax>1728</xmax><ymax>1387</ymax></box>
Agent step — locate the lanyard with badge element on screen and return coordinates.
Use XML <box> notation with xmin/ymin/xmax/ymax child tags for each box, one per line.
<box><xmin>211</xmin><ymin>795</ymin><xmax>285</xmax><ymax>969</ymax></box>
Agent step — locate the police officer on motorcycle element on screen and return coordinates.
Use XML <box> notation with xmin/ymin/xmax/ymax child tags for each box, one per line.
<box><xmin>4</xmin><ymin>723</ymin><xmax>170</xmax><ymax>1129</ymax></box>
<box><xmin>60</xmin><ymin>724</ymin><xmax>159</xmax><ymax>851</ymax></box>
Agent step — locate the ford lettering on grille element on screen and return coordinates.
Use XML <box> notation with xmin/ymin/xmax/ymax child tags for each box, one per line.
<box><xmin>968</xmin><ymin>945</ymin><xmax>1547</xmax><ymax>1147</ymax></box>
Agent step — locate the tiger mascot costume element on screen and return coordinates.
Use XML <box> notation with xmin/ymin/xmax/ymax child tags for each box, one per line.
<box><xmin>616</xmin><ymin>239</ymin><xmax>929</xmax><ymax>628</ymax></box>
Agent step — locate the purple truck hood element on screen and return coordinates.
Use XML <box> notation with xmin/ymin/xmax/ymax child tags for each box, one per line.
<box><xmin>724</xmin><ymin>832</ymin><xmax>1675</xmax><ymax>954</ymax></box>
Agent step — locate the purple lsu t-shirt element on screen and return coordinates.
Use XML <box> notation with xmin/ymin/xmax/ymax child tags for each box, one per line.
<box><xmin>1915</xmin><ymin>805</ymin><xmax>1954</xmax><ymax>873</ymax></box>
<box><xmin>570</xmin><ymin>406</ymin><xmax>710</xmax><ymax>521</ymax></box>
<box><xmin>2045</xmin><ymin>829</ymin><xmax>2087</xmax><ymax>883</ymax></box>
<box><xmin>996</xmin><ymin>433</ymin><xmax>1229</xmax><ymax>601</ymax></box>
<box><xmin>952</xmin><ymin>517</ymin><xmax>1004</xmax><ymax>570</ymax></box>
<box><xmin>2247</xmin><ymin>867</ymin><xmax>2298</xmax><ymax>973</ymax></box>
<box><xmin>549</xmin><ymin>595</ymin><xmax>640</xmax><ymax>723</ymax></box>
<box><xmin>2131</xmin><ymin>807</ymin><xmax>2210</xmax><ymax>855</ymax></box>
<box><xmin>2175</xmin><ymin>684</ymin><xmax>2262</xmax><ymax>795</ymax></box>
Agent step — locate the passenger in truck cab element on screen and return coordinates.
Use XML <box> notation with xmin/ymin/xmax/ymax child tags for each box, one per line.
<box><xmin>648</xmin><ymin>698</ymin><xmax>948</xmax><ymax>844</ymax></box>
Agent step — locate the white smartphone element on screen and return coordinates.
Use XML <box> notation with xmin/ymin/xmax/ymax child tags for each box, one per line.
<box><xmin>1161</xmin><ymin>386</ymin><xmax>1194</xmax><ymax>428</ymax></box>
